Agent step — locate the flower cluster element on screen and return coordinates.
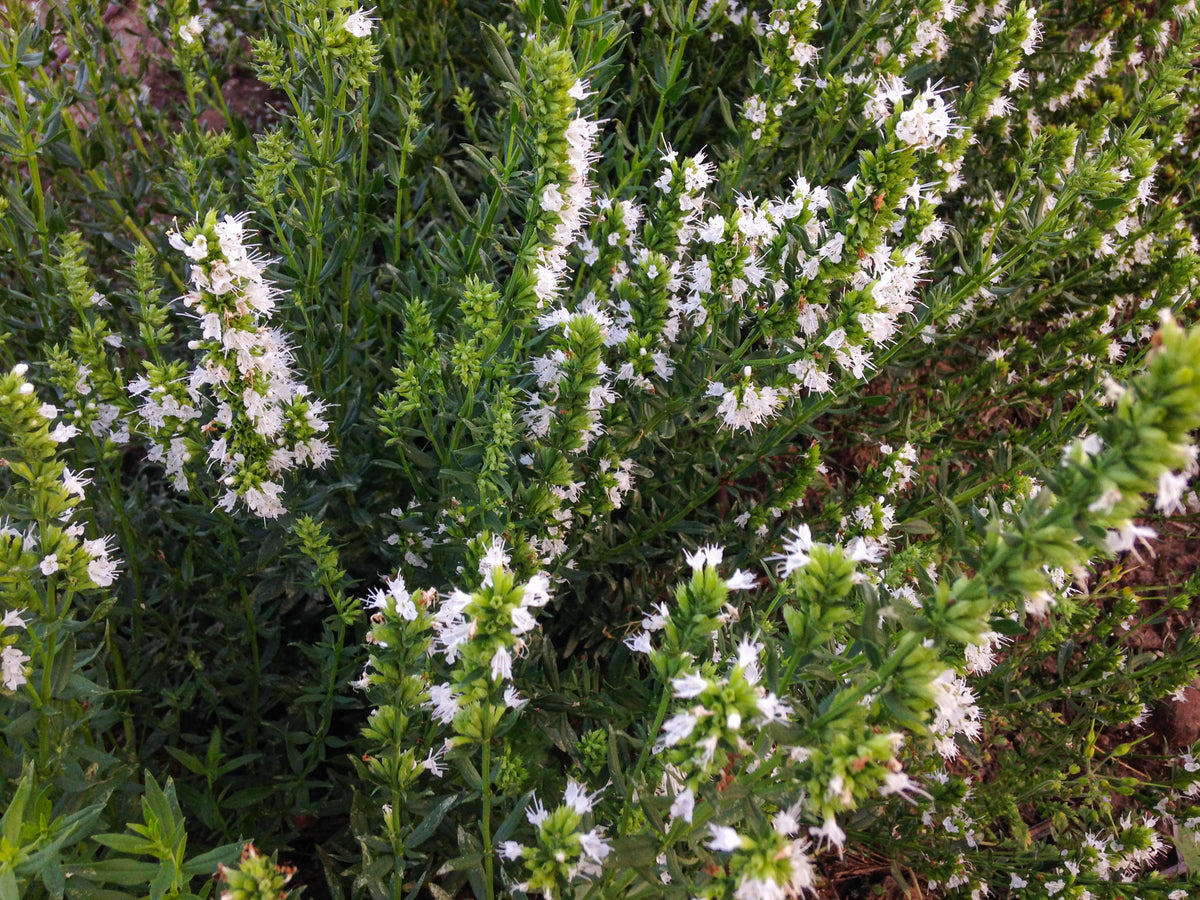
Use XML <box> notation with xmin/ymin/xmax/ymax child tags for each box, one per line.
<box><xmin>216</xmin><ymin>842</ymin><xmax>295</xmax><ymax>900</ymax></box>
<box><xmin>502</xmin><ymin>781</ymin><xmax>612</xmax><ymax>897</ymax></box>
<box><xmin>420</xmin><ymin>541</ymin><xmax>550</xmax><ymax>738</ymax></box>
<box><xmin>1</xmin><ymin>609</ymin><xmax>29</xmax><ymax>691</ymax></box>
<box><xmin>739</xmin><ymin>0</ymin><xmax>822</xmax><ymax>147</ymax></box>
<box><xmin>701</xmin><ymin>816</ymin><xmax>815</xmax><ymax>900</ymax></box>
<box><xmin>161</xmin><ymin>211</ymin><xmax>332</xmax><ymax>517</ymax></box>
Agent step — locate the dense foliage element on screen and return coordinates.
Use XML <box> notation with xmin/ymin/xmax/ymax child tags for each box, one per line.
<box><xmin>2</xmin><ymin>0</ymin><xmax>1200</xmax><ymax>897</ymax></box>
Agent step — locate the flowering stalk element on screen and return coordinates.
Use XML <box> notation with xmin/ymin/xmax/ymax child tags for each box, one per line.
<box><xmin>164</xmin><ymin>210</ymin><xmax>332</xmax><ymax>518</ymax></box>
<box><xmin>252</xmin><ymin>0</ymin><xmax>380</xmax><ymax>390</ymax></box>
<box><xmin>0</xmin><ymin>362</ymin><xmax>122</xmax><ymax>782</ymax></box>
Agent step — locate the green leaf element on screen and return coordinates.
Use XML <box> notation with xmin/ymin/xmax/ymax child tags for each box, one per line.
<box><xmin>880</xmin><ymin>691</ymin><xmax>928</xmax><ymax>733</ymax></box>
<box><xmin>407</xmin><ymin>794</ymin><xmax>460</xmax><ymax>850</ymax></box>
<box><xmin>716</xmin><ymin>87</ymin><xmax>736</xmax><ymax>133</ymax></box>
<box><xmin>1</xmin><ymin>767</ymin><xmax>33</xmax><ymax>846</ymax></box>
<box><xmin>1091</xmin><ymin>195</ymin><xmax>1126</xmax><ymax>213</ymax></box>
<box><xmin>494</xmin><ymin>792</ymin><xmax>534</xmax><ymax>845</ymax></box>
<box><xmin>85</xmin><ymin>859</ymin><xmax>161</xmax><ymax>886</ymax></box>
<box><xmin>480</xmin><ymin>24</ymin><xmax>522</xmax><ymax>89</ymax></box>
<box><xmin>609</xmin><ymin>834</ymin><xmax>660</xmax><ymax>870</ymax></box>
<box><xmin>92</xmin><ymin>834</ymin><xmax>158</xmax><ymax>855</ymax></box>
<box><xmin>544</xmin><ymin>0</ymin><xmax>568</xmax><ymax>26</ymax></box>
<box><xmin>0</xmin><ymin>867</ymin><xmax>19</xmax><ymax>900</ymax></box>
<box><xmin>142</xmin><ymin>774</ymin><xmax>176</xmax><ymax>833</ymax></box>
<box><xmin>149</xmin><ymin>859</ymin><xmax>179</xmax><ymax>900</ymax></box>
<box><xmin>181</xmin><ymin>841</ymin><xmax>244</xmax><ymax>876</ymax></box>
<box><xmin>163</xmin><ymin>747</ymin><xmax>208</xmax><ymax>778</ymax></box>
<box><xmin>990</xmin><ymin>616</ymin><xmax>1028</xmax><ymax>637</ymax></box>
<box><xmin>1172</xmin><ymin>828</ymin><xmax>1200</xmax><ymax>875</ymax></box>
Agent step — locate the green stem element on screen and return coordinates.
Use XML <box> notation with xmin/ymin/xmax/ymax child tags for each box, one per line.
<box><xmin>4</xmin><ymin>60</ymin><xmax>51</xmax><ymax>281</ymax></box>
<box><xmin>612</xmin><ymin>0</ymin><xmax>700</xmax><ymax>197</ymax></box>
<box><xmin>105</xmin><ymin>622</ymin><xmax>136</xmax><ymax>758</ymax></box>
<box><xmin>620</xmin><ymin>687</ymin><xmax>672</xmax><ymax>832</ymax></box>
<box><xmin>481</xmin><ymin>723</ymin><xmax>495</xmax><ymax>900</ymax></box>
<box><xmin>809</xmin><ymin>632</ymin><xmax>922</xmax><ymax>735</ymax></box>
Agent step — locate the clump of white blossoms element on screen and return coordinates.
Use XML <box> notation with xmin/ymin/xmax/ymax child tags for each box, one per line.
<box><xmin>864</xmin><ymin>76</ymin><xmax>956</xmax><ymax>149</ymax></box>
<box><xmin>163</xmin><ymin>211</ymin><xmax>332</xmax><ymax>518</ymax></box>
<box><xmin>894</xmin><ymin>87</ymin><xmax>954</xmax><ymax>148</ymax></box>
<box><xmin>502</xmin><ymin>780</ymin><xmax>612</xmax><ymax>896</ymax></box>
<box><xmin>707</xmin><ymin>367</ymin><xmax>783</xmax><ymax>432</ymax></box>
<box><xmin>178</xmin><ymin>15</ymin><xmax>203</xmax><ymax>45</ymax></box>
<box><xmin>420</xmin><ymin>538</ymin><xmax>551</xmax><ymax>732</ymax></box>
<box><xmin>1</xmin><ymin>609</ymin><xmax>29</xmax><ymax>692</ymax></box>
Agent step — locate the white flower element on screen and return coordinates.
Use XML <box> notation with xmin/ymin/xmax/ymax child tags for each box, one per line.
<box><xmin>343</xmin><ymin>7</ymin><xmax>376</xmax><ymax>37</ymax></box>
<box><xmin>736</xmin><ymin>636</ymin><xmax>762</xmax><ymax>683</ymax></box>
<box><xmin>424</xmin><ymin>742</ymin><xmax>448</xmax><ymax>777</ymax></box>
<box><xmin>479</xmin><ymin>536</ymin><xmax>510</xmax><ymax>577</ymax></box>
<box><xmin>707</xmin><ymin>824</ymin><xmax>743</xmax><ymax>852</ymax></box>
<box><xmin>178</xmin><ymin>15</ymin><xmax>203</xmax><ymax>44</ymax></box>
<box><xmin>734</xmin><ymin>877</ymin><xmax>788</xmax><ymax>900</ymax></box>
<box><xmin>709</xmin><ymin>377</ymin><xmax>782</xmax><ymax>432</ymax></box>
<box><xmin>822</xmin><ymin>328</ymin><xmax>847</xmax><ymax>350</ymax></box>
<box><xmin>393</xmin><ymin>587</ymin><xmax>418</xmax><ymax>620</ymax></box>
<box><xmin>895</xmin><ymin>88</ymin><xmax>954</xmax><ymax>148</ymax></box>
<box><xmin>62</xmin><ymin>467</ymin><xmax>91</xmax><ymax>498</ymax></box>
<box><xmin>526</xmin><ymin>795</ymin><xmax>549</xmax><ymax>827</ymax></box>
<box><xmin>879</xmin><ymin>770</ymin><xmax>928</xmax><ymax>801</ymax></box>
<box><xmin>725</xmin><ymin>569</ymin><xmax>757</xmax><ymax>591</ymax></box>
<box><xmin>772</xmin><ymin>525</ymin><xmax>814</xmax><ymax>576</ymax></box>
<box><xmin>1021</xmin><ymin>8</ymin><xmax>1042</xmax><ymax>54</ymax></box>
<box><xmin>563</xmin><ymin>779</ymin><xmax>599</xmax><ymax>814</ymax></box>
<box><xmin>672</xmin><ymin>672</ymin><xmax>709</xmax><ymax>699</ymax></box>
<box><xmin>808</xmin><ymin>815</ymin><xmax>846</xmax><ymax>849</ymax></box>
<box><xmin>48</xmin><ymin>422</ymin><xmax>80</xmax><ymax>443</ymax></box>
<box><xmin>87</xmin><ymin>556</ymin><xmax>120</xmax><ymax>587</ymax></box>
<box><xmin>1105</xmin><ymin>522</ymin><xmax>1156</xmax><ymax>556</ymax></box>
<box><xmin>39</xmin><ymin>554</ymin><xmax>60</xmax><ymax>576</ymax></box>
<box><xmin>1157</xmin><ymin>470</ymin><xmax>1189</xmax><ymax>515</ymax></box>
<box><xmin>756</xmin><ymin>693</ymin><xmax>790</xmax><ymax>723</ymax></box>
<box><xmin>964</xmin><ymin>631</ymin><xmax>1008</xmax><ymax>674</ymax></box>
<box><xmin>579</xmin><ymin>828</ymin><xmax>611</xmax><ymax>862</ymax></box>
<box><xmin>1088</xmin><ymin>487</ymin><xmax>1123</xmax><ymax>514</ymax></box>
<box><xmin>698</xmin><ymin>215</ymin><xmax>726</xmax><ymax>242</ymax></box>
<box><xmin>490</xmin><ymin>646</ymin><xmax>513</xmax><ymax>682</ymax></box>
<box><xmin>641</xmin><ymin>603</ymin><xmax>669</xmax><ymax>632</ymax></box>
<box><xmin>670</xmin><ymin>787</ymin><xmax>695</xmax><ymax>824</ymax></box>
<box><xmin>427</xmin><ymin>682</ymin><xmax>459</xmax><ymax>724</ymax></box>
<box><xmin>521</xmin><ymin>573</ymin><xmax>552</xmax><ymax>607</ymax></box>
<box><xmin>929</xmin><ymin>670</ymin><xmax>982</xmax><ymax>758</ymax></box>
<box><xmin>243</xmin><ymin>481</ymin><xmax>287</xmax><ymax>518</ymax></box>
<box><xmin>657</xmin><ymin>711</ymin><xmax>698</xmax><ymax>748</ymax></box>
<box><xmin>772</xmin><ymin>805</ymin><xmax>800</xmax><ymax>837</ymax></box>
<box><xmin>684</xmin><ymin>544</ymin><xmax>724</xmax><ymax>570</ymax></box>
<box><xmin>2</xmin><ymin>645</ymin><xmax>30</xmax><ymax>690</ymax></box>
<box><xmin>498</xmin><ymin>840</ymin><xmax>524</xmax><ymax>860</ymax></box>
<box><xmin>624</xmin><ymin>631</ymin><xmax>652</xmax><ymax>653</ymax></box>
<box><xmin>1</xmin><ymin>609</ymin><xmax>27</xmax><ymax>629</ymax></box>
<box><xmin>510</xmin><ymin>605</ymin><xmax>536</xmax><ymax>635</ymax></box>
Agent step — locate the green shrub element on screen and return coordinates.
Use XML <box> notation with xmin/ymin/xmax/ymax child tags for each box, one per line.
<box><xmin>2</xmin><ymin>0</ymin><xmax>1200</xmax><ymax>897</ymax></box>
